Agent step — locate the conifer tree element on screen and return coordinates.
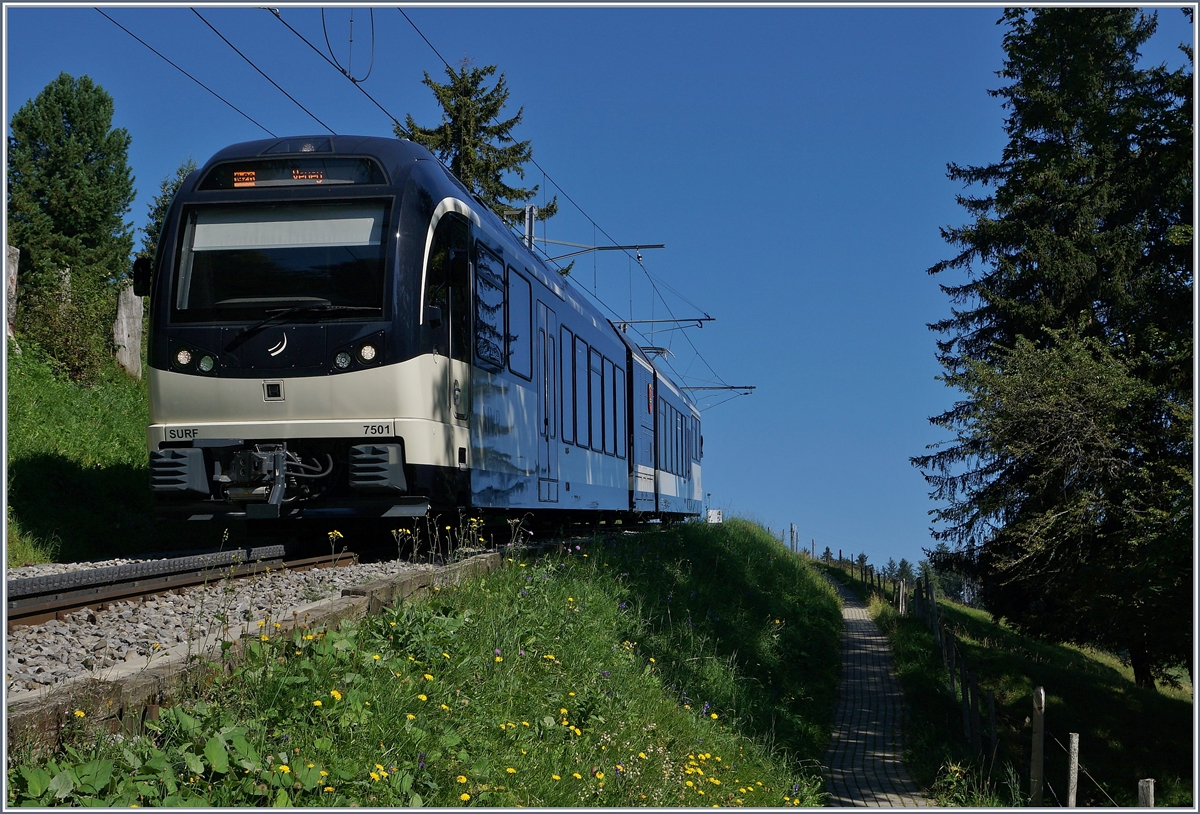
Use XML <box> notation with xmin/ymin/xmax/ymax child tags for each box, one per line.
<box><xmin>915</xmin><ymin>9</ymin><xmax>1192</xmax><ymax>688</ymax></box>
<box><xmin>400</xmin><ymin>61</ymin><xmax>557</xmax><ymax>221</ymax></box>
<box><xmin>7</xmin><ymin>72</ymin><xmax>136</xmax><ymax>380</ymax></box>
<box><xmin>139</xmin><ymin>157</ymin><xmax>196</xmax><ymax>262</ymax></box>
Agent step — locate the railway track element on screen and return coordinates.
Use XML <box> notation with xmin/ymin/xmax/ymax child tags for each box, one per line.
<box><xmin>6</xmin><ymin>546</ymin><xmax>359</xmax><ymax>631</ymax></box>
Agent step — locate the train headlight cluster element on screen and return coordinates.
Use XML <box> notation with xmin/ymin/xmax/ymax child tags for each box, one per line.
<box><xmin>171</xmin><ymin>344</ymin><xmax>218</xmax><ymax>374</ymax></box>
<box><xmin>335</xmin><ymin>352</ymin><xmax>352</xmax><ymax>369</ymax></box>
<box><xmin>330</xmin><ymin>333</ymin><xmax>385</xmax><ymax>374</ymax></box>
<box><xmin>358</xmin><ymin>343</ymin><xmax>377</xmax><ymax>363</ymax></box>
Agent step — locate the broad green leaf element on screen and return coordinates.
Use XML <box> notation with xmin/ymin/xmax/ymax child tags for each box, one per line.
<box><xmin>181</xmin><ymin>750</ymin><xmax>204</xmax><ymax>776</ymax></box>
<box><xmin>204</xmin><ymin>736</ymin><xmax>229</xmax><ymax>774</ymax></box>
<box><xmin>19</xmin><ymin>765</ymin><xmax>51</xmax><ymax>798</ymax></box>
<box><xmin>273</xmin><ymin>788</ymin><xmax>290</xmax><ymax>807</ymax></box>
<box><xmin>47</xmin><ymin>771</ymin><xmax>74</xmax><ymax>800</ymax></box>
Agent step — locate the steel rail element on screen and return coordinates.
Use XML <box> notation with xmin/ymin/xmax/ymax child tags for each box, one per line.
<box><xmin>6</xmin><ymin>552</ymin><xmax>358</xmax><ymax>631</ymax></box>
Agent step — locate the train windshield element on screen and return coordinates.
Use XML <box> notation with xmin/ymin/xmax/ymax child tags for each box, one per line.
<box><xmin>170</xmin><ymin>200</ymin><xmax>388</xmax><ymax>323</ymax></box>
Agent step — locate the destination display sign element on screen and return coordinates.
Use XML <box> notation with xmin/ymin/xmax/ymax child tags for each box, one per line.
<box><xmin>201</xmin><ymin>158</ymin><xmax>386</xmax><ymax>190</ymax></box>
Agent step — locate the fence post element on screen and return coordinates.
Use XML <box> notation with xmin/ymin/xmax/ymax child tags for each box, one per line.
<box><xmin>1137</xmin><ymin>779</ymin><xmax>1154</xmax><ymax>807</ymax></box>
<box><xmin>968</xmin><ymin>669</ymin><xmax>982</xmax><ymax>754</ymax></box>
<box><xmin>1067</xmin><ymin>732</ymin><xmax>1079</xmax><ymax>807</ymax></box>
<box><xmin>960</xmin><ymin>656</ymin><xmax>971</xmax><ymax>745</ymax></box>
<box><xmin>947</xmin><ymin>633</ymin><xmax>957</xmax><ymax>696</ymax></box>
<box><xmin>987</xmin><ymin>688</ymin><xmax>997</xmax><ymax>763</ymax></box>
<box><xmin>1031</xmin><ymin>686</ymin><xmax>1045</xmax><ymax>806</ymax></box>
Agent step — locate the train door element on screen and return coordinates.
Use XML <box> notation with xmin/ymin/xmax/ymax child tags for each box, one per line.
<box><xmin>630</xmin><ymin>357</ymin><xmax>656</xmax><ymax>512</ymax></box>
<box><xmin>536</xmin><ymin>301</ymin><xmax>559</xmax><ymax>502</ymax></box>
<box><xmin>426</xmin><ymin>213</ymin><xmax>471</xmax><ymax>431</ymax></box>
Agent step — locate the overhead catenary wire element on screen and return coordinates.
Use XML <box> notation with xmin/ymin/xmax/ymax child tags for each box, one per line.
<box><xmin>322</xmin><ymin>7</ymin><xmax>375</xmax><ymax>82</ymax></box>
<box><xmin>94</xmin><ymin>8</ymin><xmax>276</xmax><ymax>138</ymax></box>
<box><xmin>396</xmin><ymin>7</ymin><xmax>739</xmax><ymax>398</ymax></box>
<box><xmin>191</xmin><ymin>8</ymin><xmax>336</xmax><ymax>136</ymax></box>
<box><xmin>268</xmin><ymin>8</ymin><xmax>410</xmax><ymax>136</ymax></box>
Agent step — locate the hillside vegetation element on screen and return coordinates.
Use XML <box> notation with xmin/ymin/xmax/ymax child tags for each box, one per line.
<box><xmin>8</xmin><ymin>520</ymin><xmax>844</xmax><ymax>807</ymax></box>
<box><xmin>6</xmin><ymin>340</ymin><xmax>249</xmax><ymax>566</ymax></box>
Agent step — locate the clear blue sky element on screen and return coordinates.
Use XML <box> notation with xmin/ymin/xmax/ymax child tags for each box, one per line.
<box><xmin>4</xmin><ymin>5</ymin><xmax>1193</xmax><ymax>568</ymax></box>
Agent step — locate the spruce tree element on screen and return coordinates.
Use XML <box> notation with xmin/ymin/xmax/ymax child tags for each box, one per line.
<box><xmin>139</xmin><ymin>157</ymin><xmax>196</xmax><ymax>262</ymax></box>
<box><xmin>915</xmin><ymin>9</ymin><xmax>1192</xmax><ymax>688</ymax></box>
<box><xmin>400</xmin><ymin>61</ymin><xmax>558</xmax><ymax>221</ymax></box>
<box><xmin>7</xmin><ymin>72</ymin><xmax>136</xmax><ymax>380</ymax></box>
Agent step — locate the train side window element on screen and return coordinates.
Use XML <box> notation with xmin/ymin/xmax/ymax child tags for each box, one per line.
<box><xmin>474</xmin><ymin>245</ymin><xmax>505</xmax><ymax>370</ymax></box>
<box><xmin>507</xmin><ymin>267</ymin><xmax>532</xmax><ymax>380</ymax></box>
<box><xmin>603</xmin><ymin>358</ymin><xmax>616</xmax><ymax>456</ymax></box>
<box><xmin>589</xmin><ymin>349</ymin><xmax>605</xmax><ymax>453</ymax></box>
<box><xmin>662</xmin><ymin>398</ymin><xmax>672</xmax><ymax>468</ymax></box>
<box><xmin>575</xmin><ymin>337</ymin><xmax>589</xmax><ymax>449</ymax></box>
<box><xmin>615</xmin><ymin>366</ymin><xmax>626</xmax><ymax>459</ymax></box>
<box><xmin>561</xmin><ymin>327</ymin><xmax>575</xmax><ymax>445</ymax></box>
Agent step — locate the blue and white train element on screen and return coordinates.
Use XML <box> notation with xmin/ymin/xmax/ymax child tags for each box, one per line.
<box><xmin>135</xmin><ymin>135</ymin><xmax>702</xmax><ymax>528</ymax></box>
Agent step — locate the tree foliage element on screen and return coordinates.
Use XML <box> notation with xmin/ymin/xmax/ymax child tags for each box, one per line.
<box><xmin>6</xmin><ymin>72</ymin><xmax>136</xmax><ymax>380</ymax></box>
<box><xmin>400</xmin><ymin>61</ymin><xmax>557</xmax><ymax>221</ymax></box>
<box><xmin>914</xmin><ymin>9</ymin><xmax>1192</xmax><ymax>688</ymax></box>
<box><xmin>139</xmin><ymin>157</ymin><xmax>196</xmax><ymax>262</ymax></box>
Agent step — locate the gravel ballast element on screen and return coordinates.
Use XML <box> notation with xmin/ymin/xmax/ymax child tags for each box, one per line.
<box><xmin>5</xmin><ymin>556</ymin><xmax>436</xmax><ymax>702</ymax></box>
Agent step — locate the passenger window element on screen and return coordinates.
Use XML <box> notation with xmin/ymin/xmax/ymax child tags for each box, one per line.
<box><xmin>561</xmin><ymin>327</ymin><xmax>575</xmax><ymax>444</ymax></box>
<box><xmin>590</xmin><ymin>349</ymin><xmax>605</xmax><ymax>453</ymax></box>
<box><xmin>614</xmin><ymin>366</ymin><xmax>626</xmax><ymax>459</ymax></box>
<box><xmin>474</xmin><ymin>245</ymin><xmax>505</xmax><ymax>370</ymax></box>
<box><xmin>575</xmin><ymin>337</ymin><xmax>589</xmax><ymax>449</ymax></box>
<box><xmin>507</xmin><ymin>268</ymin><xmax>532</xmax><ymax>380</ymax></box>
<box><xmin>603</xmin><ymin>358</ymin><xmax>616</xmax><ymax>456</ymax></box>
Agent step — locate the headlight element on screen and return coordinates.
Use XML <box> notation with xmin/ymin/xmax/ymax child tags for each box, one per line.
<box><xmin>175</xmin><ymin>348</ymin><xmax>193</xmax><ymax>367</ymax></box>
<box><xmin>198</xmin><ymin>355</ymin><xmax>215</xmax><ymax>373</ymax></box>
<box><xmin>358</xmin><ymin>343</ymin><xmax>377</xmax><ymax>363</ymax></box>
<box><xmin>334</xmin><ymin>351</ymin><xmax>352</xmax><ymax>369</ymax></box>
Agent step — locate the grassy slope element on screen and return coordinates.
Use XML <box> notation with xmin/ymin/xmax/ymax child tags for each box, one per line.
<box><xmin>7</xmin><ymin>520</ymin><xmax>844</xmax><ymax>807</ymax></box>
<box><xmin>6</xmin><ymin>340</ymin><xmax>221</xmax><ymax>566</ymax></box>
<box><xmin>848</xmin><ymin>563</ymin><xmax>1194</xmax><ymax>807</ymax></box>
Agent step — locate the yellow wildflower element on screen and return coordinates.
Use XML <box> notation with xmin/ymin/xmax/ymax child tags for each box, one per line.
<box><xmin>424</xmin><ymin>673</ymin><xmax>434</xmax><ymax>681</ymax></box>
<box><xmin>313</xmin><ymin>700</ymin><xmax>322</xmax><ymax>707</ymax></box>
<box><xmin>417</xmin><ymin>694</ymin><xmax>428</xmax><ymax>702</ymax></box>
<box><xmin>507</xmin><ymin>767</ymin><xmax>516</xmax><ymax>774</ymax></box>
<box><xmin>330</xmin><ymin>689</ymin><xmax>342</xmax><ymax>701</ymax></box>
<box><xmin>73</xmin><ymin>710</ymin><xmax>85</xmax><ymax>718</ymax></box>
<box><xmin>552</xmin><ymin>774</ymin><xmax>561</xmax><ymax>781</ymax></box>
<box><xmin>457</xmin><ymin>775</ymin><xmax>467</xmax><ymax>784</ymax></box>
<box><xmin>460</xmin><ymin>793</ymin><xmax>471</xmax><ymax>801</ymax></box>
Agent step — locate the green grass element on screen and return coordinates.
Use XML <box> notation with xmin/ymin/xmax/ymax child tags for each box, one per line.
<box><xmin>6</xmin><ymin>339</ymin><xmax>222</xmax><ymax>566</ymax></box>
<box><xmin>6</xmin><ymin>520</ymin><xmax>844</xmax><ymax>807</ymax></box>
<box><xmin>864</xmin><ymin>576</ymin><xmax>1193</xmax><ymax>807</ymax></box>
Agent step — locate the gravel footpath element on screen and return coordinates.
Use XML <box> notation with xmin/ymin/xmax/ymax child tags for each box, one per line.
<box><xmin>5</xmin><ymin>556</ymin><xmax>435</xmax><ymax>698</ymax></box>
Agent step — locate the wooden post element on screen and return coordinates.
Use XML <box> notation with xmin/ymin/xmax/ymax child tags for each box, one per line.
<box><xmin>113</xmin><ymin>284</ymin><xmax>143</xmax><ymax>378</ymax></box>
<box><xmin>1067</xmin><ymin>732</ymin><xmax>1079</xmax><ymax>807</ymax></box>
<box><xmin>1031</xmin><ymin>686</ymin><xmax>1045</xmax><ymax>806</ymax></box>
<box><xmin>947</xmin><ymin>633</ymin><xmax>957</xmax><ymax>696</ymax></box>
<box><xmin>987</xmin><ymin>688</ymin><xmax>997</xmax><ymax>762</ymax></box>
<box><xmin>1137</xmin><ymin>779</ymin><xmax>1154</xmax><ymax>807</ymax></box>
<box><xmin>960</xmin><ymin>656</ymin><xmax>971</xmax><ymax>744</ymax></box>
<box><xmin>968</xmin><ymin>669</ymin><xmax>982</xmax><ymax>754</ymax></box>
<box><xmin>6</xmin><ymin>245</ymin><xmax>18</xmax><ymax>338</ymax></box>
